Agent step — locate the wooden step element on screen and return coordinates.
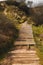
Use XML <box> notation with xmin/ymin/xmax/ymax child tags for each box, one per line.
<box><xmin>10</xmin><ymin>52</ymin><xmax>36</xmax><ymax>55</ymax></box>
<box><xmin>11</xmin><ymin>57</ymin><xmax>39</xmax><ymax>61</ymax></box>
<box><xmin>11</xmin><ymin>55</ymin><xmax>38</xmax><ymax>58</ymax></box>
<box><xmin>20</xmin><ymin>30</ymin><xmax>33</xmax><ymax>32</ymax></box>
<box><xmin>19</xmin><ymin>32</ymin><xmax>33</xmax><ymax>35</ymax></box>
<box><xmin>21</xmin><ymin>25</ymin><xmax>32</xmax><ymax>28</ymax></box>
<box><xmin>17</xmin><ymin>38</ymin><xmax>34</xmax><ymax>41</ymax></box>
<box><xmin>13</xmin><ymin>45</ymin><xmax>35</xmax><ymax>50</ymax></box>
<box><xmin>12</xmin><ymin>59</ymin><xmax>39</xmax><ymax>64</ymax></box>
<box><xmin>14</xmin><ymin>41</ymin><xmax>35</xmax><ymax>45</ymax></box>
<box><xmin>12</xmin><ymin>62</ymin><xmax>40</xmax><ymax>65</ymax></box>
<box><xmin>8</xmin><ymin>53</ymin><xmax>37</xmax><ymax>57</ymax></box>
<box><xmin>12</xmin><ymin>63</ymin><xmax>40</xmax><ymax>65</ymax></box>
<box><xmin>18</xmin><ymin>34</ymin><xmax>33</xmax><ymax>38</ymax></box>
<box><xmin>11</xmin><ymin>58</ymin><xmax>39</xmax><ymax>64</ymax></box>
<box><xmin>20</xmin><ymin>30</ymin><xmax>33</xmax><ymax>34</ymax></box>
<box><xmin>17</xmin><ymin>39</ymin><xmax>34</xmax><ymax>41</ymax></box>
<box><xmin>8</xmin><ymin>50</ymin><xmax>36</xmax><ymax>54</ymax></box>
<box><xmin>20</xmin><ymin>29</ymin><xmax>33</xmax><ymax>34</ymax></box>
<box><xmin>18</xmin><ymin>37</ymin><xmax>34</xmax><ymax>40</ymax></box>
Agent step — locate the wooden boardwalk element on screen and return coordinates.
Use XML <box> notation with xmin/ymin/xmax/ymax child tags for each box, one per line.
<box><xmin>8</xmin><ymin>22</ymin><xmax>40</xmax><ymax>65</ymax></box>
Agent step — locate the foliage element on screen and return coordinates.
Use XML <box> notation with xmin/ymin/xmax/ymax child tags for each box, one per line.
<box><xmin>33</xmin><ymin>25</ymin><xmax>43</xmax><ymax>36</ymax></box>
<box><xmin>30</xmin><ymin>6</ymin><xmax>43</xmax><ymax>25</ymax></box>
<box><xmin>32</xmin><ymin>25</ymin><xmax>43</xmax><ymax>65</ymax></box>
<box><xmin>4</xmin><ymin>5</ymin><xmax>28</xmax><ymax>29</ymax></box>
<box><xmin>0</xmin><ymin>13</ymin><xmax>19</xmax><ymax>59</ymax></box>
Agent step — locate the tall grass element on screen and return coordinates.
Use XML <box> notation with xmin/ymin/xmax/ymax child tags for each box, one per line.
<box><xmin>32</xmin><ymin>25</ymin><xmax>43</xmax><ymax>65</ymax></box>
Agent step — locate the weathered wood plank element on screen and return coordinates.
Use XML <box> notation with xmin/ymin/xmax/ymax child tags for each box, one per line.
<box><xmin>8</xmin><ymin>22</ymin><xmax>40</xmax><ymax>65</ymax></box>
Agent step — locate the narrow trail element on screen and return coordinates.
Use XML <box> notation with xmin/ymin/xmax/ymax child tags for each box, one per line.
<box><xmin>7</xmin><ymin>22</ymin><xmax>40</xmax><ymax>65</ymax></box>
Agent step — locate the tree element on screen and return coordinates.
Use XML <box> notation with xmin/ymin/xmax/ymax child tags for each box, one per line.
<box><xmin>25</xmin><ymin>0</ymin><xmax>33</xmax><ymax>8</ymax></box>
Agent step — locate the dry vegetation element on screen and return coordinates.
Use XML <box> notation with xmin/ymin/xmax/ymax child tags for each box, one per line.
<box><xmin>0</xmin><ymin>13</ymin><xmax>19</xmax><ymax>59</ymax></box>
<box><xmin>30</xmin><ymin>6</ymin><xmax>43</xmax><ymax>25</ymax></box>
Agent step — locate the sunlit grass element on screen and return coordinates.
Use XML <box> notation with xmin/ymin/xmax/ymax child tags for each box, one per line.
<box><xmin>32</xmin><ymin>25</ymin><xmax>43</xmax><ymax>65</ymax></box>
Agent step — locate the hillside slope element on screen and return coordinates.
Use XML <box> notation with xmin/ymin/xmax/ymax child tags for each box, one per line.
<box><xmin>30</xmin><ymin>6</ymin><xmax>43</xmax><ymax>25</ymax></box>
